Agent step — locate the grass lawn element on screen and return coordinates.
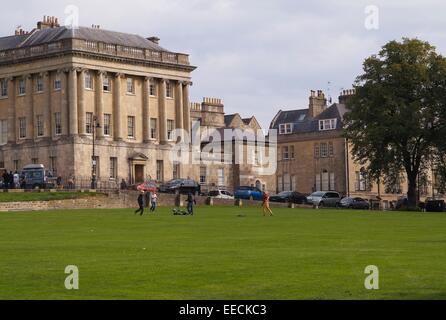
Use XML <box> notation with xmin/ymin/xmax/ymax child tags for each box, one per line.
<box><xmin>0</xmin><ymin>206</ymin><xmax>445</xmax><ymax>300</ymax></box>
<box><xmin>0</xmin><ymin>191</ymin><xmax>102</xmax><ymax>203</ymax></box>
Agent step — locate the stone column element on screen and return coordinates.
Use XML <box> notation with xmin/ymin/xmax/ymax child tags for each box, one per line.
<box><xmin>158</xmin><ymin>79</ymin><xmax>167</xmax><ymax>144</ymax></box>
<box><xmin>95</xmin><ymin>70</ymin><xmax>104</xmax><ymax>139</ymax></box>
<box><xmin>175</xmin><ymin>81</ymin><xmax>184</xmax><ymax>132</ymax></box>
<box><xmin>68</xmin><ymin>68</ymin><xmax>78</xmax><ymax>135</ymax></box>
<box><xmin>113</xmin><ymin>73</ymin><xmax>123</xmax><ymax>141</ymax></box>
<box><xmin>142</xmin><ymin>77</ymin><xmax>151</xmax><ymax>142</ymax></box>
<box><xmin>78</xmin><ymin>69</ymin><xmax>86</xmax><ymax>135</ymax></box>
<box><xmin>44</xmin><ymin>72</ymin><xmax>52</xmax><ymax>138</ymax></box>
<box><xmin>7</xmin><ymin>77</ymin><xmax>16</xmax><ymax>143</ymax></box>
<box><xmin>25</xmin><ymin>74</ymin><xmax>34</xmax><ymax>140</ymax></box>
<box><xmin>59</xmin><ymin>69</ymin><xmax>69</xmax><ymax>136</ymax></box>
<box><xmin>182</xmin><ymin>82</ymin><xmax>191</xmax><ymax>134</ymax></box>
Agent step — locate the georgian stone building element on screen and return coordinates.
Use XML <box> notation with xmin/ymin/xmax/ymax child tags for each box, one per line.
<box><xmin>190</xmin><ymin>98</ymin><xmax>276</xmax><ymax>193</ymax></box>
<box><xmin>270</xmin><ymin>89</ymin><xmax>438</xmax><ymax>202</ymax></box>
<box><xmin>0</xmin><ymin>17</ymin><xmax>194</xmax><ymax>187</ymax></box>
<box><xmin>0</xmin><ymin>16</ymin><xmax>275</xmax><ymax>191</ymax></box>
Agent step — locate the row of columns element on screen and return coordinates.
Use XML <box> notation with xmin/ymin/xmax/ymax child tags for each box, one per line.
<box><xmin>5</xmin><ymin>69</ymin><xmax>191</xmax><ymax>144</ymax></box>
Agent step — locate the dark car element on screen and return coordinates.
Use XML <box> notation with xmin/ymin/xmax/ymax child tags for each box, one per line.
<box><xmin>159</xmin><ymin>179</ymin><xmax>201</xmax><ymax>195</ymax></box>
<box><xmin>234</xmin><ymin>186</ymin><xmax>263</xmax><ymax>201</ymax></box>
<box><xmin>338</xmin><ymin>197</ymin><xmax>370</xmax><ymax>210</ymax></box>
<box><xmin>269</xmin><ymin>191</ymin><xmax>307</xmax><ymax>204</ymax></box>
<box><xmin>425</xmin><ymin>199</ymin><xmax>445</xmax><ymax>212</ymax></box>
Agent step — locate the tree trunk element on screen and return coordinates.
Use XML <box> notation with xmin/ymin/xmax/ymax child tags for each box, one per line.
<box><xmin>407</xmin><ymin>175</ymin><xmax>418</xmax><ymax>208</ymax></box>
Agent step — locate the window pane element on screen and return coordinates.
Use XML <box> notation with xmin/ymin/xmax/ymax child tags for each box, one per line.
<box><xmin>86</xmin><ymin>112</ymin><xmax>93</xmax><ymax>134</ymax></box>
<box><xmin>128</xmin><ymin>116</ymin><xmax>135</xmax><ymax>138</ymax></box>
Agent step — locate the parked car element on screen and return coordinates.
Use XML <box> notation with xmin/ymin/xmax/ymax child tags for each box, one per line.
<box><xmin>159</xmin><ymin>179</ymin><xmax>201</xmax><ymax>195</ymax></box>
<box><xmin>269</xmin><ymin>191</ymin><xmax>307</xmax><ymax>204</ymax></box>
<box><xmin>338</xmin><ymin>197</ymin><xmax>370</xmax><ymax>210</ymax></box>
<box><xmin>425</xmin><ymin>199</ymin><xmax>445</xmax><ymax>212</ymax></box>
<box><xmin>208</xmin><ymin>190</ymin><xmax>234</xmax><ymax>200</ymax></box>
<box><xmin>22</xmin><ymin>164</ymin><xmax>57</xmax><ymax>189</ymax></box>
<box><xmin>234</xmin><ymin>186</ymin><xmax>264</xmax><ymax>201</ymax></box>
<box><xmin>307</xmin><ymin>191</ymin><xmax>342</xmax><ymax>208</ymax></box>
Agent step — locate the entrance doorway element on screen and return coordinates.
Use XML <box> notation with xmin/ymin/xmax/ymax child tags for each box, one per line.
<box><xmin>129</xmin><ymin>153</ymin><xmax>149</xmax><ymax>184</ymax></box>
<box><xmin>135</xmin><ymin>165</ymin><xmax>145</xmax><ymax>183</ymax></box>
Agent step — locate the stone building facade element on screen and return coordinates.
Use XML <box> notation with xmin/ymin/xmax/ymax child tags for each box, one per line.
<box><xmin>0</xmin><ymin>16</ymin><xmax>275</xmax><ymax>192</ymax></box>
<box><xmin>270</xmin><ymin>90</ymin><xmax>438</xmax><ymax>202</ymax></box>
<box><xmin>0</xmin><ymin>17</ymin><xmax>195</xmax><ymax>187</ymax></box>
<box><xmin>190</xmin><ymin>98</ymin><xmax>276</xmax><ymax>193</ymax></box>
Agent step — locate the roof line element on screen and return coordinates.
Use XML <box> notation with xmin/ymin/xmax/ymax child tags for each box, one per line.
<box><xmin>17</xmin><ymin>29</ymin><xmax>38</xmax><ymax>48</ymax></box>
<box><xmin>269</xmin><ymin>110</ymin><xmax>282</xmax><ymax>129</ymax></box>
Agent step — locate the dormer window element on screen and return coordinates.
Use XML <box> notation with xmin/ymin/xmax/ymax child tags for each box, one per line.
<box><xmin>279</xmin><ymin>123</ymin><xmax>293</xmax><ymax>135</ymax></box>
<box><xmin>319</xmin><ymin>119</ymin><xmax>337</xmax><ymax>131</ymax></box>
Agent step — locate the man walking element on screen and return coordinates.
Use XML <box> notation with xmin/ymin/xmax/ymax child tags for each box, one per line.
<box><xmin>135</xmin><ymin>191</ymin><xmax>145</xmax><ymax>216</ymax></box>
<box><xmin>186</xmin><ymin>192</ymin><xmax>196</xmax><ymax>215</ymax></box>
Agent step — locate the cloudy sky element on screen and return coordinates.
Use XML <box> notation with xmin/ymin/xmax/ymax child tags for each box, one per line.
<box><xmin>2</xmin><ymin>0</ymin><xmax>446</xmax><ymax>128</ymax></box>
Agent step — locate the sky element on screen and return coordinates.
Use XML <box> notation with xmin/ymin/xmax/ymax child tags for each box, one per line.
<box><xmin>2</xmin><ymin>0</ymin><xmax>446</xmax><ymax>128</ymax></box>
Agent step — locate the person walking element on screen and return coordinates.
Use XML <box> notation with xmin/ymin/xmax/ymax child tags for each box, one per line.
<box><xmin>20</xmin><ymin>173</ymin><xmax>26</xmax><ymax>189</ymax></box>
<box><xmin>262</xmin><ymin>191</ymin><xmax>274</xmax><ymax>217</ymax></box>
<box><xmin>120</xmin><ymin>179</ymin><xmax>127</xmax><ymax>190</ymax></box>
<box><xmin>186</xmin><ymin>192</ymin><xmax>196</xmax><ymax>215</ymax></box>
<box><xmin>67</xmin><ymin>175</ymin><xmax>75</xmax><ymax>190</ymax></box>
<box><xmin>13</xmin><ymin>171</ymin><xmax>20</xmax><ymax>189</ymax></box>
<box><xmin>150</xmin><ymin>192</ymin><xmax>158</xmax><ymax>213</ymax></box>
<box><xmin>135</xmin><ymin>191</ymin><xmax>146</xmax><ymax>216</ymax></box>
<box><xmin>2</xmin><ymin>170</ymin><xmax>8</xmax><ymax>189</ymax></box>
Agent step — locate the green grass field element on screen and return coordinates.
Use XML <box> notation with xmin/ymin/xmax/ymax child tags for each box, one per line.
<box><xmin>0</xmin><ymin>191</ymin><xmax>102</xmax><ymax>203</ymax></box>
<box><xmin>0</xmin><ymin>206</ymin><xmax>445</xmax><ymax>300</ymax></box>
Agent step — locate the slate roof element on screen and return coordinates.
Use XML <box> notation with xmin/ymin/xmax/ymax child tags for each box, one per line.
<box><xmin>0</xmin><ymin>26</ymin><xmax>167</xmax><ymax>52</ymax></box>
<box><xmin>270</xmin><ymin>103</ymin><xmax>347</xmax><ymax>133</ymax></box>
<box><xmin>224</xmin><ymin>114</ymin><xmax>239</xmax><ymax>127</ymax></box>
<box><xmin>242</xmin><ymin>118</ymin><xmax>252</xmax><ymax>125</ymax></box>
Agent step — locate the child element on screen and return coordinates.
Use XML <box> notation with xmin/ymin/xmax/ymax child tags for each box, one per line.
<box><xmin>150</xmin><ymin>193</ymin><xmax>158</xmax><ymax>212</ymax></box>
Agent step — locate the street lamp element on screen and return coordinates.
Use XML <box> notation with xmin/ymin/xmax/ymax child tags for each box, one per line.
<box><xmin>91</xmin><ymin>115</ymin><xmax>101</xmax><ymax>189</ymax></box>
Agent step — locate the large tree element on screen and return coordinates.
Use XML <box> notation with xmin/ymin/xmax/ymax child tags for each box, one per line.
<box><xmin>344</xmin><ymin>38</ymin><xmax>446</xmax><ymax>207</ymax></box>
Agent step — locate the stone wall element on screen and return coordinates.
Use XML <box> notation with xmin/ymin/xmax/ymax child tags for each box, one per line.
<box><xmin>0</xmin><ymin>191</ymin><xmax>300</xmax><ymax>212</ymax></box>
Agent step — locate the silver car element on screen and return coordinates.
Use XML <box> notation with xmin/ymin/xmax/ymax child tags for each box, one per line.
<box><xmin>307</xmin><ymin>191</ymin><xmax>342</xmax><ymax>208</ymax></box>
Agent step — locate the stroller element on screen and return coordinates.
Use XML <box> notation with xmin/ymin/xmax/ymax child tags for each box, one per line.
<box><xmin>172</xmin><ymin>208</ymin><xmax>194</xmax><ymax>216</ymax></box>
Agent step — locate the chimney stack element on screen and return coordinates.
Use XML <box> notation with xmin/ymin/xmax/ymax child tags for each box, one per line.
<box><xmin>15</xmin><ymin>28</ymin><xmax>30</xmax><ymax>36</ymax></box>
<box><xmin>309</xmin><ymin>90</ymin><xmax>327</xmax><ymax>118</ymax></box>
<box><xmin>37</xmin><ymin>15</ymin><xmax>60</xmax><ymax>30</ymax></box>
<box><xmin>338</xmin><ymin>89</ymin><xmax>356</xmax><ymax>105</ymax></box>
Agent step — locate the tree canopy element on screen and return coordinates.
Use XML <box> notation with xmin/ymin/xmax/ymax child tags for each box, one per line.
<box><xmin>344</xmin><ymin>38</ymin><xmax>446</xmax><ymax>207</ymax></box>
